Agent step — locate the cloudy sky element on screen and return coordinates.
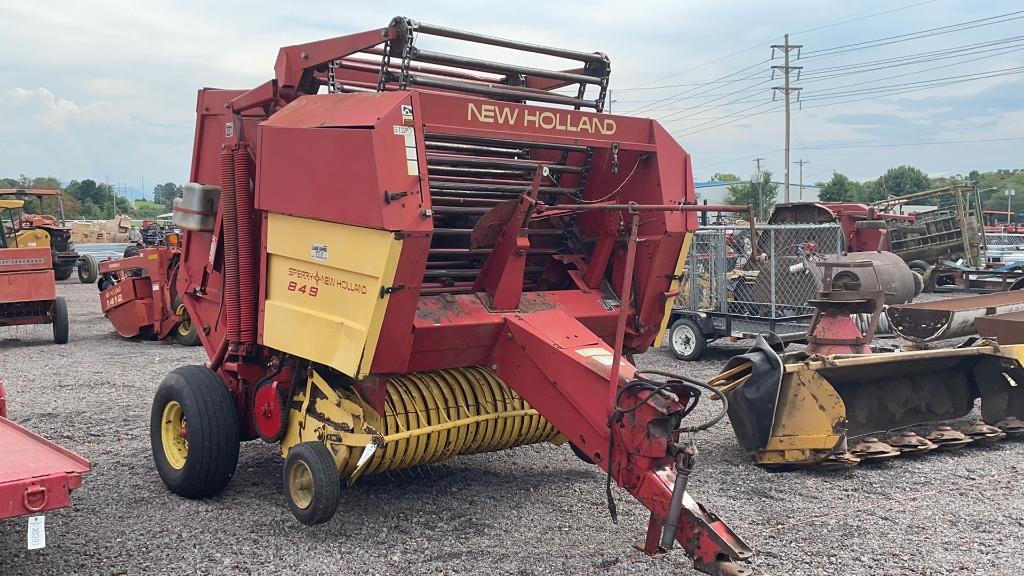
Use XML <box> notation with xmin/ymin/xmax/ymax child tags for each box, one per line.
<box><xmin>1</xmin><ymin>0</ymin><xmax>1021</xmax><ymax>201</ymax></box>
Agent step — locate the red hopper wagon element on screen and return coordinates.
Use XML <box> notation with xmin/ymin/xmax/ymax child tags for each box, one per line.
<box><xmin>148</xmin><ymin>17</ymin><xmax>752</xmax><ymax>574</ymax></box>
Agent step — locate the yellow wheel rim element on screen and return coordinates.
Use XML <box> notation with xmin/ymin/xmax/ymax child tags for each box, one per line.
<box><xmin>175</xmin><ymin>304</ymin><xmax>192</xmax><ymax>337</ymax></box>
<box><xmin>161</xmin><ymin>400</ymin><xmax>189</xmax><ymax>470</ymax></box>
<box><xmin>288</xmin><ymin>459</ymin><xmax>315</xmax><ymax>510</ymax></box>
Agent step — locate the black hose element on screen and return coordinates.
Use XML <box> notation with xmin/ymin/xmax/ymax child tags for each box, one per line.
<box><xmin>604</xmin><ymin>369</ymin><xmax>729</xmax><ymax>522</ymax></box>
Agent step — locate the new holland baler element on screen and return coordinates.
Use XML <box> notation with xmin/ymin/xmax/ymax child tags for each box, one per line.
<box><xmin>151</xmin><ymin>17</ymin><xmax>752</xmax><ymax>575</ymax></box>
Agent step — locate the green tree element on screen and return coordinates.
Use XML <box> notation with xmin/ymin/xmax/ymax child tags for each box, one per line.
<box><xmin>711</xmin><ymin>172</ymin><xmax>740</xmax><ymax>182</ymax></box>
<box><xmin>875</xmin><ymin>165</ymin><xmax>930</xmax><ymax>199</ymax></box>
<box><xmin>153</xmin><ymin>182</ymin><xmax>183</xmax><ymax>209</ymax></box>
<box><xmin>816</xmin><ymin>171</ymin><xmax>864</xmax><ymax>202</ymax></box>
<box><xmin>724</xmin><ymin>170</ymin><xmax>778</xmax><ymax>220</ymax></box>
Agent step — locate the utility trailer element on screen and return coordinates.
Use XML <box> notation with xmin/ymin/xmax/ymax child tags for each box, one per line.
<box><xmin>665</xmin><ymin>223</ymin><xmax>846</xmax><ymax>360</ymax></box>
<box><xmin>0</xmin><ymin>382</ymin><xmax>90</xmax><ymax>524</ymax></box>
<box><xmin>127</xmin><ymin>17</ymin><xmax>755</xmax><ymax>575</ymax></box>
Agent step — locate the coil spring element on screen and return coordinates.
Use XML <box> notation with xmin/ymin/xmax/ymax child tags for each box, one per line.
<box><xmin>234</xmin><ymin>146</ymin><xmax>257</xmax><ymax>345</ymax></box>
<box><xmin>361</xmin><ymin>367</ymin><xmax>559</xmax><ymax>475</ymax></box>
<box><xmin>219</xmin><ymin>149</ymin><xmax>240</xmax><ymax>342</ymax></box>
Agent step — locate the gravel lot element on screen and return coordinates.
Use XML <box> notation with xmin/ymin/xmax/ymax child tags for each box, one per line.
<box><xmin>1</xmin><ymin>281</ymin><xmax>1021</xmax><ymax>575</ymax></box>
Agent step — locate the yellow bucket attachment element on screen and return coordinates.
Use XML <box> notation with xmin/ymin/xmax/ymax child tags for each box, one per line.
<box><xmin>712</xmin><ymin>338</ymin><xmax>1024</xmax><ymax>468</ymax></box>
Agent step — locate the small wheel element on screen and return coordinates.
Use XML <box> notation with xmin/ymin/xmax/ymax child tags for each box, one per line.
<box><xmin>907</xmin><ymin>260</ymin><xmax>930</xmax><ymax>276</ymax></box>
<box><xmin>668</xmin><ymin>318</ymin><xmax>706</xmax><ymax>361</ymax></box>
<box><xmin>283</xmin><ymin>442</ymin><xmax>340</xmax><ymax>526</ymax></box>
<box><xmin>77</xmin><ymin>254</ymin><xmax>98</xmax><ymax>284</ymax></box>
<box><xmin>173</xmin><ymin>299</ymin><xmax>201</xmax><ymax>347</ymax></box>
<box><xmin>52</xmin><ymin>296</ymin><xmax>69</xmax><ymax>344</ymax></box>
<box><xmin>150</xmin><ymin>365</ymin><xmax>239</xmax><ymax>498</ymax></box>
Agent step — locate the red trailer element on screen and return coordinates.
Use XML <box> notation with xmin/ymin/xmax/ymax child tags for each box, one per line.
<box><xmin>0</xmin><ymin>382</ymin><xmax>90</xmax><ymax>522</ymax></box>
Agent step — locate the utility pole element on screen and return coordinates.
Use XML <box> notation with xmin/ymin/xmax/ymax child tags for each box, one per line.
<box><xmin>771</xmin><ymin>34</ymin><xmax>802</xmax><ymax>204</ymax></box>
<box><xmin>752</xmin><ymin>157</ymin><xmax>765</xmax><ymax>220</ymax></box>
<box><xmin>1007</xmin><ymin>189</ymin><xmax>1016</xmax><ymax>229</ymax></box>
<box><xmin>793</xmin><ymin>158</ymin><xmax>809</xmax><ymax>201</ymax></box>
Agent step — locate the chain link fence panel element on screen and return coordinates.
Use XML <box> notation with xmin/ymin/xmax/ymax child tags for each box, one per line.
<box><xmin>677</xmin><ymin>223</ymin><xmax>845</xmax><ymax>337</ymax></box>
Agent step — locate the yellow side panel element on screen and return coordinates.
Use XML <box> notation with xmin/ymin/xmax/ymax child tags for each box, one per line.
<box><xmin>263</xmin><ymin>213</ymin><xmax>402</xmax><ymax>378</ymax></box>
<box><xmin>654</xmin><ymin>233</ymin><xmax>692</xmax><ymax>347</ymax></box>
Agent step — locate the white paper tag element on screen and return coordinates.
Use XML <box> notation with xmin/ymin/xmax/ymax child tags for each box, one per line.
<box><xmin>311</xmin><ymin>243</ymin><xmax>328</xmax><ymax>262</ymax></box>
<box><xmin>27</xmin><ymin>515</ymin><xmax>45</xmax><ymax>550</ymax></box>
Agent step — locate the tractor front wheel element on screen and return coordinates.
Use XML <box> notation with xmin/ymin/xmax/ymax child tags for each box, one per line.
<box><xmin>52</xmin><ymin>297</ymin><xmax>69</xmax><ymax>344</ymax></box>
<box><xmin>150</xmin><ymin>365</ymin><xmax>239</xmax><ymax>498</ymax></box>
<box><xmin>54</xmin><ymin>264</ymin><xmax>74</xmax><ymax>281</ymax></box>
<box><xmin>283</xmin><ymin>442</ymin><xmax>340</xmax><ymax>526</ymax></box>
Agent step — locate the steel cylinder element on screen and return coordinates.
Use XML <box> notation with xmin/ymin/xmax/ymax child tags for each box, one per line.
<box><xmin>830</xmin><ymin>251</ymin><xmax>918</xmax><ymax>304</ymax></box>
<box><xmin>360</xmin><ymin>367</ymin><xmax>559</xmax><ymax>475</ymax></box>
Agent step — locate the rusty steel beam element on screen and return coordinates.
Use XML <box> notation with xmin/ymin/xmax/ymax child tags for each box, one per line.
<box><xmin>975</xmin><ymin>310</ymin><xmax>1024</xmax><ymax>345</ymax></box>
<box><xmin>886</xmin><ymin>290</ymin><xmax>1024</xmax><ymax>342</ymax></box>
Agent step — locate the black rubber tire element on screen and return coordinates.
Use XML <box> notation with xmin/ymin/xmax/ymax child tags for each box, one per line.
<box><xmin>668</xmin><ymin>317</ymin><xmax>706</xmax><ymax>361</ymax></box>
<box><xmin>569</xmin><ymin>442</ymin><xmax>596</xmax><ymax>465</ymax></box>
<box><xmin>907</xmin><ymin>260</ymin><xmax>930</xmax><ymax>276</ymax></box>
<box><xmin>124</xmin><ymin>245</ymin><xmax>141</xmax><ymax>258</ymax></box>
<box><xmin>97</xmin><ymin>274</ymin><xmax>114</xmax><ymax>292</ymax></box>
<box><xmin>52</xmin><ymin>296</ymin><xmax>69</xmax><ymax>344</ymax></box>
<box><xmin>172</xmin><ymin>297</ymin><xmax>201</xmax><ymax>347</ymax></box>
<box><xmin>77</xmin><ymin>254</ymin><xmax>98</xmax><ymax>284</ymax></box>
<box><xmin>53</xmin><ymin>264</ymin><xmax>74</xmax><ymax>281</ymax></box>
<box><xmin>283</xmin><ymin>442</ymin><xmax>340</xmax><ymax>526</ymax></box>
<box><xmin>150</xmin><ymin>365</ymin><xmax>240</xmax><ymax>499</ymax></box>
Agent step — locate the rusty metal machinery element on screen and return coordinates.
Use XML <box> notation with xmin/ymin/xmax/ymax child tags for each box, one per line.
<box><xmin>887</xmin><ymin>290</ymin><xmax>1024</xmax><ymax>343</ymax></box>
<box><xmin>143</xmin><ymin>17</ymin><xmax>752</xmax><ymax>575</ymax></box>
<box><xmin>711</xmin><ymin>255</ymin><xmax>1024</xmax><ymax>468</ymax></box>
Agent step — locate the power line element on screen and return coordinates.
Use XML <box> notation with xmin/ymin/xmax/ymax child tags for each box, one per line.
<box><xmin>794</xmin><ymin>136</ymin><xmax>1024</xmax><ymax>151</ymax></box>
<box><xmin>790</xmin><ymin>0</ymin><xmax>937</xmax><ymax>36</ymax></box>
<box><xmin>620</xmin><ymin>0</ymin><xmax>938</xmax><ymax>91</ymax></box>
<box><xmin>623</xmin><ymin>59</ymin><xmax>771</xmax><ymax>115</ymax></box>
<box><xmin>801</xmin><ymin>34</ymin><xmax>1024</xmax><ymax>76</ymax></box>
<box><xmin>802</xmin><ymin>10</ymin><xmax>1024</xmax><ymax>59</ymax></box>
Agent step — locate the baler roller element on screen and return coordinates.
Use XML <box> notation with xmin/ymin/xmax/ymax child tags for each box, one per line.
<box><xmin>360</xmin><ymin>367</ymin><xmax>560</xmax><ymax>475</ymax></box>
<box><xmin>425</xmin><ymin>133</ymin><xmax>589</xmax><ymax>154</ymax></box>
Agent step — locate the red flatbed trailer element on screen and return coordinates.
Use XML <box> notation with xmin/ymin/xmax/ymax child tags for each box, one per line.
<box><xmin>0</xmin><ymin>383</ymin><xmax>90</xmax><ymax>521</ymax></box>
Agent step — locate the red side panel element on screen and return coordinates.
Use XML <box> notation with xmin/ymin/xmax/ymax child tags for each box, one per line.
<box><xmin>0</xmin><ymin>271</ymin><xmax>55</xmax><ymax>304</ymax></box>
<box><xmin>0</xmin><ymin>247</ymin><xmax>52</xmax><ymax>272</ymax></box>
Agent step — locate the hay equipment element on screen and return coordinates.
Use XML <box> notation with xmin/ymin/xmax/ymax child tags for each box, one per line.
<box><xmin>0</xmin><ymin>199</ymin><xmax>69</xmax><ymax>344</ymax></box>
<box><xmin>139</xmin><ymin>17</ymin><xmax>755</xmax><ymax>575</ymax></box>
<box><xmin>711</xmin><ymin>256</ymin><xmax>1024</xmax><ymax>468</ymax></box>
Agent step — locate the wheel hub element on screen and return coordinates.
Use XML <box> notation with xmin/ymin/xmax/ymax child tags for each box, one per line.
<box><xmin>161</xmin><ymin>400</ymin><xmax>189</xmax><ymax>470</ymax></box>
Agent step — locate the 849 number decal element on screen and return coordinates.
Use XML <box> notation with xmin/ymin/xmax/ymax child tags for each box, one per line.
<box><xmin>287</xmin><ymin>281</ymin><xmax>319</xmax><ymax>297</ymax></box>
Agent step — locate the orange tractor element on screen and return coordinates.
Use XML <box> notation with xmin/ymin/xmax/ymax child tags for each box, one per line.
<box><xmin>0</xmin><ymin>199</ymin><xmax>69</xmax><ymax>343</ymax></box>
